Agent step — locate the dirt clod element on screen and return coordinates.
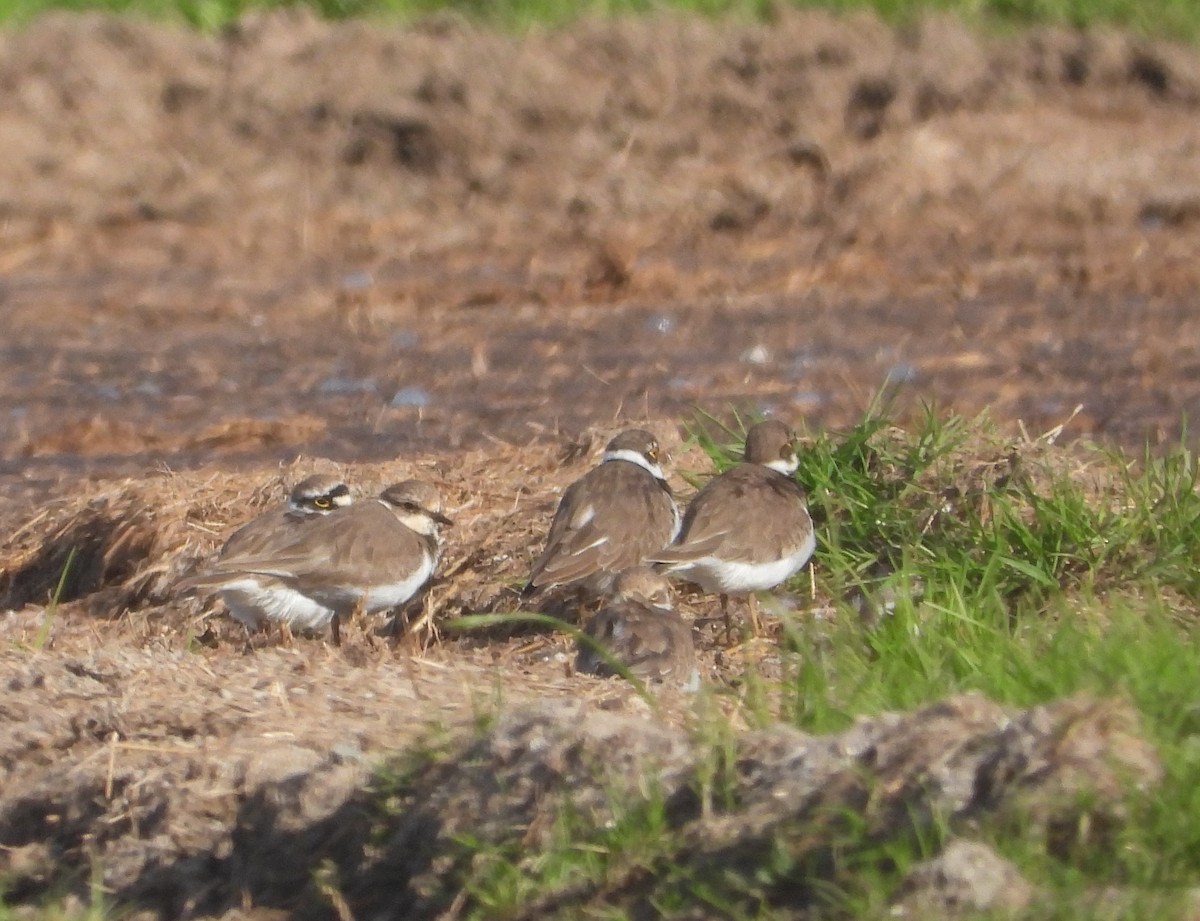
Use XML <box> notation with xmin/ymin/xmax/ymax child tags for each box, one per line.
<box><xmin>891</xmin><ymin>839</ymin><xmax>1035</xmax><ymax>917</ymax></box>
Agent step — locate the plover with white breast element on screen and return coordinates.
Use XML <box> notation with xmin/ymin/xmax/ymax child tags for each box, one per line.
<box><xmin>651</xmin><ymin>420</ymin><xmax>814</xmax><ymax>638</ymax></box>
<box><xmin>180</xmin><ymin>479</ymin><xmax>451</xmax><ymax>642</ymax></box>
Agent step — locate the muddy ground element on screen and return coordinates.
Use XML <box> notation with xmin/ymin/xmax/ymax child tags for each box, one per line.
<box><xmin>3</xmin><ymin>8</ymin><xmax>1200</xmax><ymax>502</ymax></box>
<box><xmin>1</xmin><ymin>8</ymin><xmax>1199</xmax><ymax>918</ymax></box>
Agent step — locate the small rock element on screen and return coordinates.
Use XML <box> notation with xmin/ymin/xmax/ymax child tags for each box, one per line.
<box><xmin>317</xmin><ymin>376</ymin><xmax>377</xmax><ymax>395</ymax></box>
<box><xmin>341</xmin><ymin>270</ymin><xmax>373</xmax><ymax>290</ymax></box>
<box><xmin>390</xmin><ymin>330</ymin><xmax>419</xmax><ymax>349</ymax></box>
<box><xmin>243</xmin><ymin>744</ymin><xmax>323</xmax><ymax>789</ymax></box>
<box><xmin>390</xmin><ymin>386</ymin><xmax>430</xmax><ymax>407</ymax></box>
<box><xmin>331</xmin><ymin>741</ymin><xmax>366</xmax><ymax>765</ymax></box>
<box><xmin>644</xmin><ymin>313</ymin><xmax>675</xmax><ymax>335</ymax></box>
<box><xmin>890</xmin><ymin>839</ymin><xmax>1034</xmax><ymax>917</ymax></box>
<box><xmin>740</xmin><ymin>344</ymin><xmax>771</xmax><ymax>365</ymax></box>
<box><xmin>885</xmin><ymin>362</ymin><xmax>918</xmax><ymax>383</ymax></box>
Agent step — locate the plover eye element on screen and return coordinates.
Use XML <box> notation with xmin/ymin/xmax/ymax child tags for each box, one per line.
<box><xmin>646</xmin><ymin>447</ymin><xmax>659</xmax><ymax>462</ymax></box>
<box><xmin>314</xmin><ymin>497</ymin><xmax>332</xmax><ymax>508</ymax></box>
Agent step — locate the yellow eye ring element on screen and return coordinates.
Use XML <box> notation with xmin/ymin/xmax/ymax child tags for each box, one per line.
<box><xmin>314</xmin><ymin>497</ymin><xmax>332</xmax><ymax>509</ymax></box>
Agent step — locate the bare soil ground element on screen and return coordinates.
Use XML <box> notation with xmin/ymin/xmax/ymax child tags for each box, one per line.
<box><xmin>1</xmin><ymin>8</ymin><xmax>1199</xmax><ymax>917</ymax></box>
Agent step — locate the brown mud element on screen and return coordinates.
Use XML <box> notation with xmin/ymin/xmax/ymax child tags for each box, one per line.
<box><xmin>2</xmin><ymin>9</ymin><xmax>1200</xmax><ymax>507</ymax></box>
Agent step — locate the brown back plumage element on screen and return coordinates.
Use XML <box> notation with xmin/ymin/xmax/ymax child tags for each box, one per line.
<box><xmin>180</xmin><ymin>482</ymin><xmax>445</xmax><ymax>615</ymax></box>
<box><xmin>653</xmin><ymin>421</ymin><xmax>810</xmax><ymax>567</ymax></box>
<box><xmin>660</xmin><ymin>464</ymin><xmax>810</xmax><ymax>565</ymax></box>
<box><xmin>524</xmin><ymin>431</ymin><xmax>678</xmax><ymax>595</ymax></box>
<box><xmin>268</xmin><ymin>502</ymin><xmax>436</xmax><ymax>593</ymax></box>
<box><xmin>220</xmin><ymin>473</ymin><xmax>351</xmax><ymax>559</ymax></box>
<box><xmin>575</xmin><ymin>568</ymin><xmax>695</xmax><ymax>684</ymax></box>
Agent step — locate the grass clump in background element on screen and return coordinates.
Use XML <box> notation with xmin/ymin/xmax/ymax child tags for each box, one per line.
<box><xmin>781</xmin><ymin>405</ymin><xmax>1200</xmax><ymax>915</ymax></box>
<box><xmin>769</xmin><ymin>402</ymin><xmax>1200</xmax><ymax>722</ymax></box>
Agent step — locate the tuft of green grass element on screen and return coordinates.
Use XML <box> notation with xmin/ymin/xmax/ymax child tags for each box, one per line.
<box><xmin>691</xmin><ymin>403</ymin><xmax>1200</xmax><ymax>646</ymax></box>
<box><xmin>7</xmin><ymin>547</ymin><xmax>79</xmax><ymax>653</ymax></box>
<box><xmin>450</xmin><ymin>787</ymin><xmax>679</xmax><ymax>920</ymax></box>
<box><xmin>0</xmin><ymin>851</ymin><xmax>113</xmax><ymax>921</ymax></box>
<box><xmin>690</xmin><ymin>404</ymin><xmax>1200</xmax><ymax>914</ymax></box>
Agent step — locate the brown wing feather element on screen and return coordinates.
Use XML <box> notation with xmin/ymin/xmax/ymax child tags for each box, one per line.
<box><xmin>192</xmin><ymin>502</ymin><xmax>425</xmax><ymax>586</ymax></box>
<box><xmin>296</xmin><ymin>508</ymin><xmax>428</xmax><ymax>586</ymax></box>
<box><xmin>220</xmin><ymin>507</ymin><xmax>313</xmax><ymax>558</ymax></box>
<box><xmin>657</xmin><ymin>465</ymin><xmax>810</xmax><ymax>566</ymax></box>
<box><xmin>527</xmin><ymin>473</ymin><xmax>604</xmax><ymax>585</ymax></box>
<box><xmin>528</xmin><ymin>462</ymin><xmax>677</xmax><ymax>590</ymax></box>
<box><xmin>577</xmin><ymin>601</ymin><xmax>695</xmax><ymax>681</ymax></box>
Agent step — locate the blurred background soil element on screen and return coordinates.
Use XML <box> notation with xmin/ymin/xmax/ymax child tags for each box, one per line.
<box><xmin>3</xmin><ymin>9</ymin><xmax>1200</xmax><ymax>514</ymax></box>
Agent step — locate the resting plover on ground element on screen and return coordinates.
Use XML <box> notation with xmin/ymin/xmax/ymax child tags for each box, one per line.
<box><xmin>220</xmin><ymin>473</ymin><xmax>352</xmax><ymax>559</ymax></box>
<box><xmin>575</xmin><ymin>566</ymin><xmax>697</xmax><ymax>689</ymax></box>
<box><xmin>522</xmin><ymin>429</ymin><xmax>679</xmax><ymax>601</ymax></box>
<box><xmin>652</xmin><ymin>419</ymin><xmax>814</xmax><ymax>638</ymax></box>
<box><xmin>180</xmin><ymin>479</ymin><xmax>451</xmax><ymax>643</ymax></box>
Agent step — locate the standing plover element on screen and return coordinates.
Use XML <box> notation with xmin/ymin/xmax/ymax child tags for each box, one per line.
<box><xmin>652</xmin><ymin>420</ymin><xmax>814</xmax><ymax>637</ymax></box>
<box><xmin>523</xmin><ymin>429</ymin><xmax>679</xmax><ymax>599</ymax></box>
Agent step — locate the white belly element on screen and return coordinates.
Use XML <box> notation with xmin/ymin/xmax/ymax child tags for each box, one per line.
<box><xmin>360</xmin><ymin>551</ymin><xmax>437</xmax><ymax>613</ymax></box>
<box><xmin>673</xmin><ymin>530</ymin><xmax>815</xmax><ymax>594</ymax></box>
<box><xmin>217</xmin><ymin>578</ymin><xmax>336</xmax><ymax>632</ymax></box>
